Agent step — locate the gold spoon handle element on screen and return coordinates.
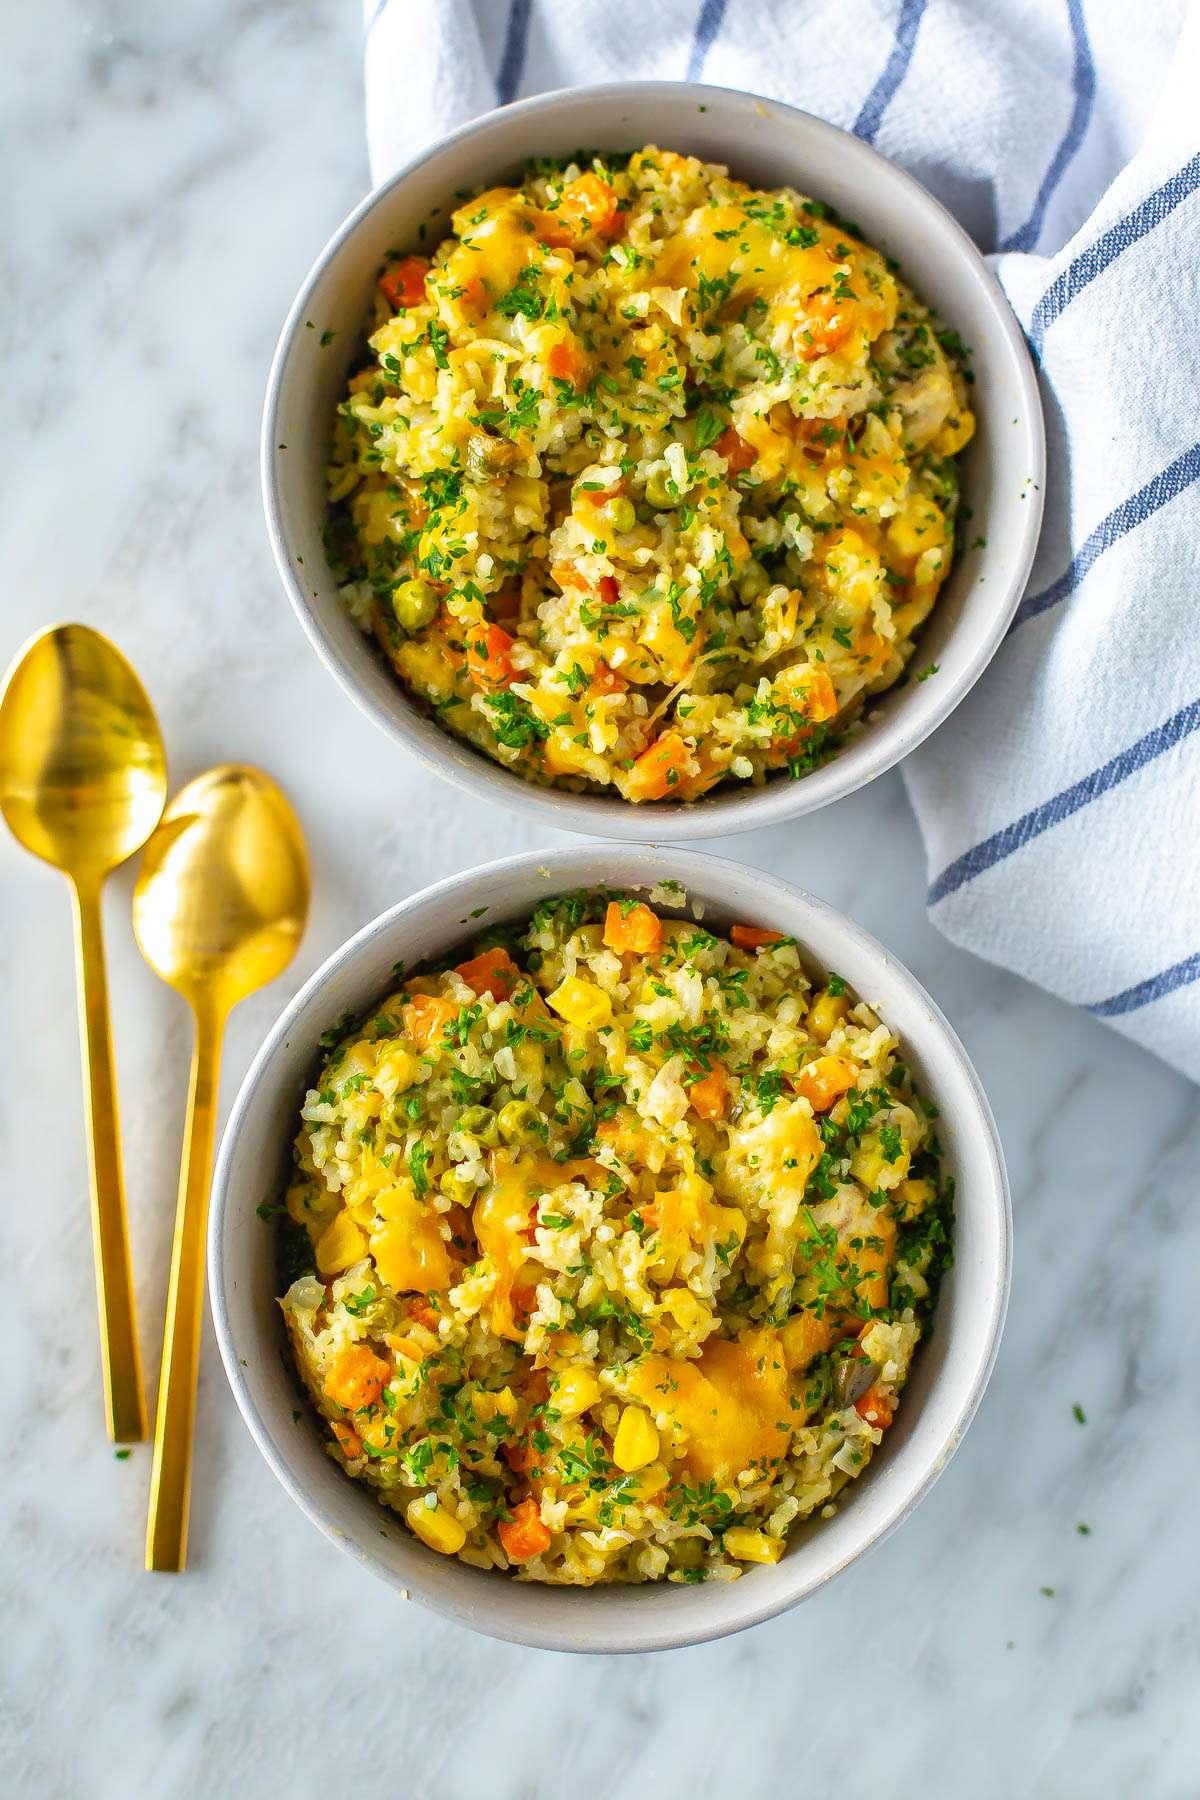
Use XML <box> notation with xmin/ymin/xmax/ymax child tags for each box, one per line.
<box><xmin>70</xmin><ymin>875</ymin><xmax>147</xmax><ymax>1444</ymax></box>
<box><xmin>146</xmin><ymin>1001</ymin><xmax>224</xmax><ymax>1572</ymax></box>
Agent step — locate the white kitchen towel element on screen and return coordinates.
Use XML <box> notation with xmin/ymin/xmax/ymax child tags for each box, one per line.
<box><xmin>363</xmin><ymin>0</ymin><xmax>1200</xmax><ymax>1083</ymax></box>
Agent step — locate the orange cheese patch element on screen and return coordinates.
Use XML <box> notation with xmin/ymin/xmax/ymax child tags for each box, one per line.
<box><xmin>628</xmin><ymin>1327</ymin><xmax>797</xmax><ymax>1483</ymax></box>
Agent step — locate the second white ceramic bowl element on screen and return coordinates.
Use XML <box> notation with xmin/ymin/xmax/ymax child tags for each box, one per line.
<box><xmin>209</xmin><ymin>845</ymin><xmax>1010</xmax><ymax>1652</ymax></box>
<box><xmin>263</xmin><ymin>80</ymin><xmax>1044</xmax><ymax>841</ymax></box>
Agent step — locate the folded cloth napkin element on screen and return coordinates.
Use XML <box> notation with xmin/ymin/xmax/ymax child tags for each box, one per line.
<box><xmin>363</xmin><ymin>0</ymin><xmax>1200</xmax><ymax>1082</ymax></box>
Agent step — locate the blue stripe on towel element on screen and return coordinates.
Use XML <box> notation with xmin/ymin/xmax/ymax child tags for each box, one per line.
<box><xmin>365</xmin><ymin>0</ymin><xmax>389</xmax><ymax>33</ymax></box>
<box><xmin>1011</xmin><ymin>440</ymin><xmax>1200</xmax><ymax>630</ymax></box>
<box><xmin>497</xmin><ymin>0</ymin><xmax>533</xmax><ymax>105</ymax></box>
<box><xmin>928</xmin><ymin>694</ymin><xmax>1200</xmax><ymax>904</ymax></box>
<box><xmin>686</xmin><ymin>0</ymin><xmax>729</xmax><ymax>80</ymax></box>
<box><xmin>1085</xmin><ymin>952</ymin><xmax>1200</xmax><ymax>1017</ymax></box>
<box><xmin>998</xmin><ymin>0</ymin><xmax>1095</xmax><ymax>253</ymax></box>
<box><xmin>853</xmin><ymin>0</ymin><xmax>927</xmax><ymax>145</ymax></box>
<box><xmin>1030</xmin><ymin>151</ymin><xmax>1200</xmax><ymax>353</ymax></box>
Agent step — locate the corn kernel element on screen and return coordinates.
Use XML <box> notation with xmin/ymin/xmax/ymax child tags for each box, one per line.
<box><xmin>613</xmin><ymin>1405</ymin><xmax>659</xmax><ymax>1472</ymax></box>
<box><xmin>376</xmin><ymin>1045</ymin><xmax>419</xmax><ymax>1095</ymax></box>
<box><xmin>850</xmin><ymin>1131</ymin><xmax>911</xmax><ymax>1192</ymax></box>
<box><xmin>887</xmin><ymin>505</ymin><xmax>946</xmax><ymax>565</ymax></box>
<box><xmin>931</xmin><ymin>410</ymin><xmax>974</xmax><ymax>457</ymax></box>
<box><xmin>285</xmin><ymin>1182</ymin><xmax>325</xmax><ymax>1226</ymax></box>
<box><xmin>630</xmin><ymin>1461</ymin><xmax>669</xmax><ymax>1502</ymax></box>
<box><xmin>405</xmin><ymin>1496</ymin><xmax>467</xmax><ymax>1556</ymax></box>
<box><xmin>314</xmin><ymin>1209</ymin><xmax>368</xmax><ymax>1276</ymax></box>
<box><xmin>893</xmin><ymin>1176</ymin><xmax>935</xmax><ymax>1221</ymax></box>
<box><xmin>723</xmin><ymin>1528</ymin><xmax>783</xmax><ymax>1564</ymax></box>
<box><xmin>360</xmin><ymin>1415</ymin><xmax>399</xmax><ymax>1455</ymax></box>
<box><xmin>807</xmin><ymin>989</ymin><xmax>850</xmax><ymax>1043</ymax></box>
<box><xmin>546</xmin><ymin>976</ymin><xmax>612</xmax><ymax>1031</ymax></box>
<box><xmin>494</xmin><ymin>1386</ymin><xmax>518</xmax><ymax>1420</ymax></box>
<box><xmin>661</xmin><ymin>1286</ymin><xmax>709</xmax><ymax>1335</ymax></box>
<box><xmin>554</xmin><ymin>1368</ymin><xmax>602</xmax><ymax>1417</ymax></box>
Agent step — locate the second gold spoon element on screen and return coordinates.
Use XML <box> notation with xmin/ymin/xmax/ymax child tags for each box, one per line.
<box><xmin>134</xmin><ymin>764</ymin><xmax>309</xmax><ymax>1572</ymax></box>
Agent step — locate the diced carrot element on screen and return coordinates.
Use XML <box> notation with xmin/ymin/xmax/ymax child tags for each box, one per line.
<box><xmin>795</xmin><ymin>413</ymin><xmax>848</xmax><ymax>465</ymax></box>
<box><xmin>589</xmin><ymin>661</ymin><xmax>625</xmax><ymax>696</ymax></box>
<box><xmin>546</xmin><ymin>340</ymin><xmax>584</xmax><ymax>384</ymax></box>
<box><xmin>730</xmin><ymin>926</ymin><xmax>784</xmax><ymax>950</ymax></box>
<box><xmin>518</xmin><ymin>1366</ymin><xmax>551</xmax><ymax>1405</ymax></box>
<box><xmin>502</xmin><ymin>1442</ymin><xmax>537</xmax><ymax>1476</ymax></box>
<box><xmin>773</xmin><ymin>666</ymin><xmax>839</xmax><ymax>749</ymax></box>
<box><xmin>331</xmin><ymin>1419</ymin><xmax>363</xmax><ymax>1459</ymax></box>
<box><xmin>854</xmin><ymin>1386</ymin><xmax>894</xmax><ymax>1430</ymax></box>
<box><xmin>378</xmin><ymin>255</ymin><xmax>430</xmax><ymax>311</ymax></box>
<box><xmin>466</xmin><ymin>620</ymin><xmax>517</xmax><ymax>690</ymax></box>
<box><xmin>551</xmin><ymin>559</ymin><xmax>588</xmax><ymax>593</ymax></box>
<box><xmin>499</xmin><ymin>1495</ymin><xmax>553</xmax><ymax>1561</ymax></box>
<box><xmin>687</xmin><ymin>1060</ymin><xmax>729</xmax><ymax>1121</ymax></box>
<box><xmin>459</xmin><ymin>274</ymin><xmax>487</xmax><ymax>315</ymax></box>
<box><xmin>540</xmin><ymin>173</ymin><xmax>621</xmax><ymax>247</ymax></box>
<box><xmin>792</xmin><ymin>1054</ymin><xmax>859</xmax><ymax>1114</ymax></box>
<box><xmin>626</xmin><ymin>733</ymin><xmax>691</xmax><ymax>802</ymax></box>
<box><xmin>714</xmin><ymin>428</ymin><xmax>756</xmax><ymax>473</ymax></box>
<box><xmin>325</xmin><ymin>1343</ymin><xmax>390</xmax><ymax>1412</ymax></box>
<box><xmin>797</xmin><ymin>290</ymin><xmax>852</xmax><ymax>360</ymax></box>
<box><xmin>796</xmin><ymin>414</ymin><xmax>847</xmax><ymax>444</ymax></box>
<box><xmin>509</xmin><ymin>1272</ymin><xmax>539</xmax><ymax>1331</ymax></box>
<box><xmin>803</xmin><ymin>667</ymin><xmax>839</xmax><ymax>721</ymax></box>
<box><xmin>406</xmin><ymin>1295</ymin><xmax>442</xmax><ymax>1332</ymax></box>
<box><xmin>598</xmin><ymin>575</ymin><xmax>620</xmax><ymax>606</ymax></box>
<box><xmin>603</xmin><ymin>901</ymin><xmax>662</xmax><ymax>955</ymax></box>
<box><xmin>580</xmin><ymin>478</ymin><xmax>626</xmax><ymax>505</ymax></box>
<box><xmin>401</xmin><ymin>994</ymin><xmax>460</xmax><ymax>1051</ymax></box>
<box><xmin>854</xmin><ymin>624</ymin><xmax>892</xmax><ymax>679</ymax></box>
<box><xmin>595</xmin><ymin>1109</ymin><xmax>648</xmax><ymax>1163</ymax></box>
<box><xmin>455</xmin><ymin>945</ymin><xmax>519</xmax><ymax>1000</ymax></box>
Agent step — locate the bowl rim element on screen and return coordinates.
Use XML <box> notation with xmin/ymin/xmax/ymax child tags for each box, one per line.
<box><xmin>208</xmin><ymin>843</ymin><xmax>1012</xmax><ymax>1651</ymax></box>
<box><xmin>261</xmin><ymin>78</ymin><xmax>1046</xmax><ymax>843</ymax></box>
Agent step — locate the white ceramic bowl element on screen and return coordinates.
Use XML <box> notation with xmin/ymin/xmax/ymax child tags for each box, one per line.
<box><xmin>263</xmin><ymin>81</ymin><xmax>1044</xmax><ymax>842</ymax></box>
<box><xmin>209</xmin><ymin>845</ymin><xmax>1010</xmax><ymax>1652</ymax></box>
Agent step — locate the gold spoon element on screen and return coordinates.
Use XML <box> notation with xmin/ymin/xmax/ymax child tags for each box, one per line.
<box><xmin>133</xmin><ymin>764</ymin><xmax>309</xmax><ymax>1572</ymax></box>
<box><xmin>0</xmin><ymin>624</ymin><xmax>166</xmax><ymax>1443</ymax></box>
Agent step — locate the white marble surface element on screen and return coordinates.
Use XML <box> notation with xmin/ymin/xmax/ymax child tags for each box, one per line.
<box><xmin>3</xmin><ymin>6</ymin><xmax>1199</xmax><ymax>1795</ymax></box>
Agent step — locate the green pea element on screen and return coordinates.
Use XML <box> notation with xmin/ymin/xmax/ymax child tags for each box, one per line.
<box><xmin>606</xmin><ymin>495</ymin><xmax>636</xmax><ymax>534</ymax></box>
<box><xmin>467</xmin><ymin>432</ymin><xmax>522</xmax><ymax>480</ymax></box>
<box><xmin>456</xmin><ymin>1105</ymin><xmax>500</xmax><ymax>1147</ymax></box>
<box><xmin>671</xmin><ymin>1537</ymin><xmax>705</xmax><ymax>1570</ymax></box>
<box><xmin>438</xmin><ymin>1169</ymin><xmax>474</xmax><ymax>1205</ymax></box>
<box><xmin>392</xmin><ymin>577</ymin><xmax>438</xmax><ymax>632</ymax></box>
<box><xmin>643</xmin><ymin>468</ymin><xmax>679</xmax><ymax>510</ymax></box>
<box><xmin>496</xmin><ymin>1099</ymin><xmax>544</xmax><ymax>1146</ymax></box>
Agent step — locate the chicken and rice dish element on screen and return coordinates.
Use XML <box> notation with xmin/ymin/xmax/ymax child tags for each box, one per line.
<box><xmin>325</xmin><ymin>146</ymin><xmax>975</xmax><ymax>803</ymax></box>
<box><xmin>272</xmin><ymin>886</ymin><xmax>953</xmax><ymax>1583</ymax></box>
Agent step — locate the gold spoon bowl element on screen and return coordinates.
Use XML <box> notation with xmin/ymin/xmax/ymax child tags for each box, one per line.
<box><xmin>0</xmin><ymin>624</ymin><xmax>167</xmax><ymax>1442</ymax></box>
<box><xmin>133</xmin><ymin>764</ymin><xmax>309</xmax><ymax>1571</ymax></box>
